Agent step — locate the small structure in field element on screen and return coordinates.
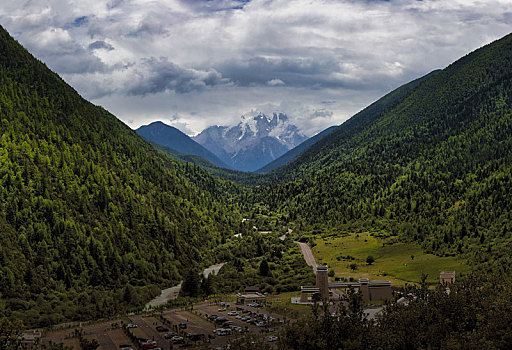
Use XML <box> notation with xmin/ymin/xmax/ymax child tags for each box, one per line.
<box><xmin>440</xmin><ymin>271</ymin><xmax>455</xmax><ymax>284</ymax></box>
<box><xmin>21</xmin><ymin>330</ymin><xmax>42</xmax><ymax>347</ymax></box>
<box><xmin>236</xmin><ymin>292</ymin><xmax>265</xmax><ymax>305</ymax></box>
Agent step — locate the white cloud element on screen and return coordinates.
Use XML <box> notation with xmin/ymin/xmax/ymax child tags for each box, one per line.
<box><xmin>267</xmin><ymin>78</ymin><xmax>285</xmax><ymax>86</ymax></box>
<box><xmin>0</xmin><ymin>0</ymin><xmax>511</xmax><ymax>135</ymax></box>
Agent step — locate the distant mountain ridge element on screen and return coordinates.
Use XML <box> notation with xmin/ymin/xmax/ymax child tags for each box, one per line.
<box><xmin>193</xmin><ymin>112</ymin><xmax>308</xmax><ymax>171</ymax></box>
<box><xmin>136</xmin><ymin>121</ymin><xmax>228</xmax><ymax>168</ymax></box>
<box><xmin>256</xmin><ymin>125</ymin><xmax>338</xmax><ymax>173</ymax></box>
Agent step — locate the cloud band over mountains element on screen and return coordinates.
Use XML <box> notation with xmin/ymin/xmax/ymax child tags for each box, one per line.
<box><xmin>1</xmin><ymin>0</ymin><xmax>511</xmax><ymax>134</ymax></box>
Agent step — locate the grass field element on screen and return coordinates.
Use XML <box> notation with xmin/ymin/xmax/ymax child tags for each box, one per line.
<box><xmin>264</xmin><ymin>292</ymin><xmax>312</xmax><ymax>319</ymax></box>
<box><xmin>312</xmin><ymin>232</ymin><xmax>469</xmax><ymax>285</ymax></box>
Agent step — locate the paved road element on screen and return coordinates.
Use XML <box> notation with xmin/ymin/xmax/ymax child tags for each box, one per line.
<box><xmin>295</xmin><ymin>241</ymin><xmax>317</xmax><ymax>274</ymax></box>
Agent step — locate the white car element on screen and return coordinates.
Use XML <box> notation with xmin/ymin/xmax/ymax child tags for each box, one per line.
<box><xmin>267</xmin><ymin>335</ymin><xmax>278</xmax><ymax>342</ymax></box>
<box><xmin>213</xmin><ymin>328</ymin><xmax>231</xmax><ymax>336</ymax></box>
<box><xmin>218</xmin><ymin>307</ymin><xmax>227</xmax><ymax>312</ymax></box>
<box><xmin>229</xmin><ymin>325</ymin><xmax>243</xmax><ymax>333</ymax></box>
<box><xmin>227</xmin><ymin>311</ymin><xmax>238</xmax><ymax>316</ymax></box>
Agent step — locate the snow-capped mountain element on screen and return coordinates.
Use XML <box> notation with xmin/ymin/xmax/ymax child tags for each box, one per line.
<box><xmin>193</xmin><ymin>112</ymin><xmax>308</xmax><ymax>172</ymax></box>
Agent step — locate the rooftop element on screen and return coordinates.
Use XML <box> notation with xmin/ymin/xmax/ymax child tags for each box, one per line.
<box><xmin>236</xmin><ymin>292</ymin><xmax>265</xmax><ymax>298</ymax></box>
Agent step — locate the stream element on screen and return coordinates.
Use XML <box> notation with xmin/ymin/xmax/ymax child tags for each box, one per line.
<box><xmin>144</xmin><ymin>262</ymin><xmax>225</xmax><ymax>310</ymax></box>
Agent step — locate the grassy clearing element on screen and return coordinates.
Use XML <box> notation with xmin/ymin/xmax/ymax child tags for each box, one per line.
<box><xmin>264</xmin><ymin>292</ymin><xmax>312</xmax><ymax>319</ymax></box>
<box><xmin>312</xmin><ymin>232</ymin><xmax>469</xmax><ymax>285</ymax></box>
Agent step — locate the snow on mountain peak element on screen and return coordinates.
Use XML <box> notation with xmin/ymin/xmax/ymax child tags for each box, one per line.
<box><xmin>193</xmin><ymin>111</ymin><xmax>308</xmax><ymax>171</ymax></box>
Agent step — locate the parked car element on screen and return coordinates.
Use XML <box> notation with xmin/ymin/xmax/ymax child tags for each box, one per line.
<box><xmin>217</xmin><ymin>307</ymin><xmax>227</xmax><ymax>312</ymax></box>
<box><xmin>227</xmin><ymin>311</ymin><xmax>238</xmax><ymax>316</ymax></box>
<box><xmin>208</xmin><ymin>314</ymin><xmax>218</xmax><ymax>320</ymax></box>
<box><xmin>267</xmin><ymin>336</ymin><xmax>278</xmax><ymax>342</ymax></box>
<box><xmin>215</xmin><ymin>317</ymin><xmax>228</xmax><ymax>324</ymax></box>
<box><xmin>213</xmin><ymin>329</ymin><xmax>231</xmax><ymax>336</ymax></box>
<box><xmin>141</xmin><ymin>341</ymin><xmax>157</xmax><ymax>349</ymax></box>
<box><xmin>179</xmin><ymin>323</ymin><xmax>187</xmax><ymax>329</ymax></box>
<box><xmin>256</xmin><ymin>321</ymin><xmax>266</xmax><ymax>327</ymax></box>
<box><xmin>156</xmin><ymin>325</ymin><xmax>169</xmax><ymax>332</ymax></box>
<box><xmin>230</xmin><ymin>326</ymin><xmax>243</xmax><ymax>333</ymax></box>
<box><xmin>126</xmin><ymin>324</ymin><xmax>137</xmax><ymax>328</ymax></box>
<box><xmin>164</xmin><ymin>332</ymin><xmax>177</xmax><ymax>339</ymax></box>
<box><xmin>171</xmin><ymin>336</ymin><xmax>184</xmax><ymax>344</ymax></box>
<box><xmin>186</xmin><ymin>333</ymin><xmax>205</xmax><ymax>341</ymax></box>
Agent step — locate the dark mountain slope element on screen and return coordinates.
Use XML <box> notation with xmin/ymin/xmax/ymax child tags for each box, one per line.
<box><xmin>0</xmin><ymin>25</ymin><xmax>241</xmax><ymax>326</ymax></box>
<box><xmin>271</xmin><ymin>70</ymin><xmax>440</xmax><ymax>179</ymax></box>
<box><xmin>256</xmin><ymin>125</ymin><xmax>337</xmax><ymax>173</ymax></box>
<box><xmin>136</xmin><ymin>121</ymin><xmax>229</xmax><ymax>168</ymax></box>
<box><xmin>257</xmin><ymin>33</ymin><xmax>512</xmax><ymax>267</ymax></box>
<box><xmin>150</xmin><ymin>141</ymin><xmax>264</xmax><ymax>184</ymax></box>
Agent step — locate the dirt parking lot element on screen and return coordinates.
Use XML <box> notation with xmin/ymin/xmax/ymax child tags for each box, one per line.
<box><xmin>40</xmin><ymin>301</ymin><xmax>285</xmax><ymax>349</ymax></box>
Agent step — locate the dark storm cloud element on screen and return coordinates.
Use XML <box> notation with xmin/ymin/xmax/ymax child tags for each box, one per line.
<box><xmin>219</xmin><ymin>56</ymin><xmax>368</xmax><ymax>89</ymax></box>
<box><xmin>88</xmin><ymin>40</ymin><xmax>114</xmax><ymax>51</ymax></box>
<box><xmin>126</xmin><ymin>21</ymin><xmax>169</xmax><ymax>38</ymax></box>
<box><xmin>126</xmin><ymin>57</ymin><xmax>231</xmax><ymax>95</ymax></box>
<box><xmin>20</xmin><ymin>28</ymin><xmax>107</xmax><ymax>74</ymax></box>
<box><xmin>1</xmin><ymin>0</ymin><xmax>512</xmax><ymax>135</ymax></box>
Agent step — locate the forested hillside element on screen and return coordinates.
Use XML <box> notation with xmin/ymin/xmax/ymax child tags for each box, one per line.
<box><xmin>256</xmin><ymin>126</ymin><xmax>338</xmax><ymax>173</ymax></box>
<box><xmin>0</xmin><ymin>25</ymin><xmax>242</xmax><ymax>326</ymax></box>
<box><xmin>256</xmin><ymin>33</ymin><xmax>512</xmax><ymax>270</ymax></box>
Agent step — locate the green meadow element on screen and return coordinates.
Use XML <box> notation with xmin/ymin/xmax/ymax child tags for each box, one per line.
<box><xmin>312</xmin><ymin>232</ymin><xmax>469</xmax><ymax>286</ymax></box>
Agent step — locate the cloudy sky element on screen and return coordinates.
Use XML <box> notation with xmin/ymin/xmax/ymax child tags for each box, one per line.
<box><xmin>1</xmin><ymin>0</ymin><xmax>511</xmax><ymax>136</ymax></box>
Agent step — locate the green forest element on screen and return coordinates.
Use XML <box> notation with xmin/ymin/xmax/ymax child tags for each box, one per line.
<box><xmin>2</xmin><ymin>20</ymin><xmax>512</xmax><ymax>349</ymax></box>
<box><xmin>0</xmin><ymin>25</ymin><xmax>245</xmax><ymax>326</ymax></box>
<box><xmin>250</xmin><ymin>33</ymin><xmax>512</xmax><ymax>276</ymax></box>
